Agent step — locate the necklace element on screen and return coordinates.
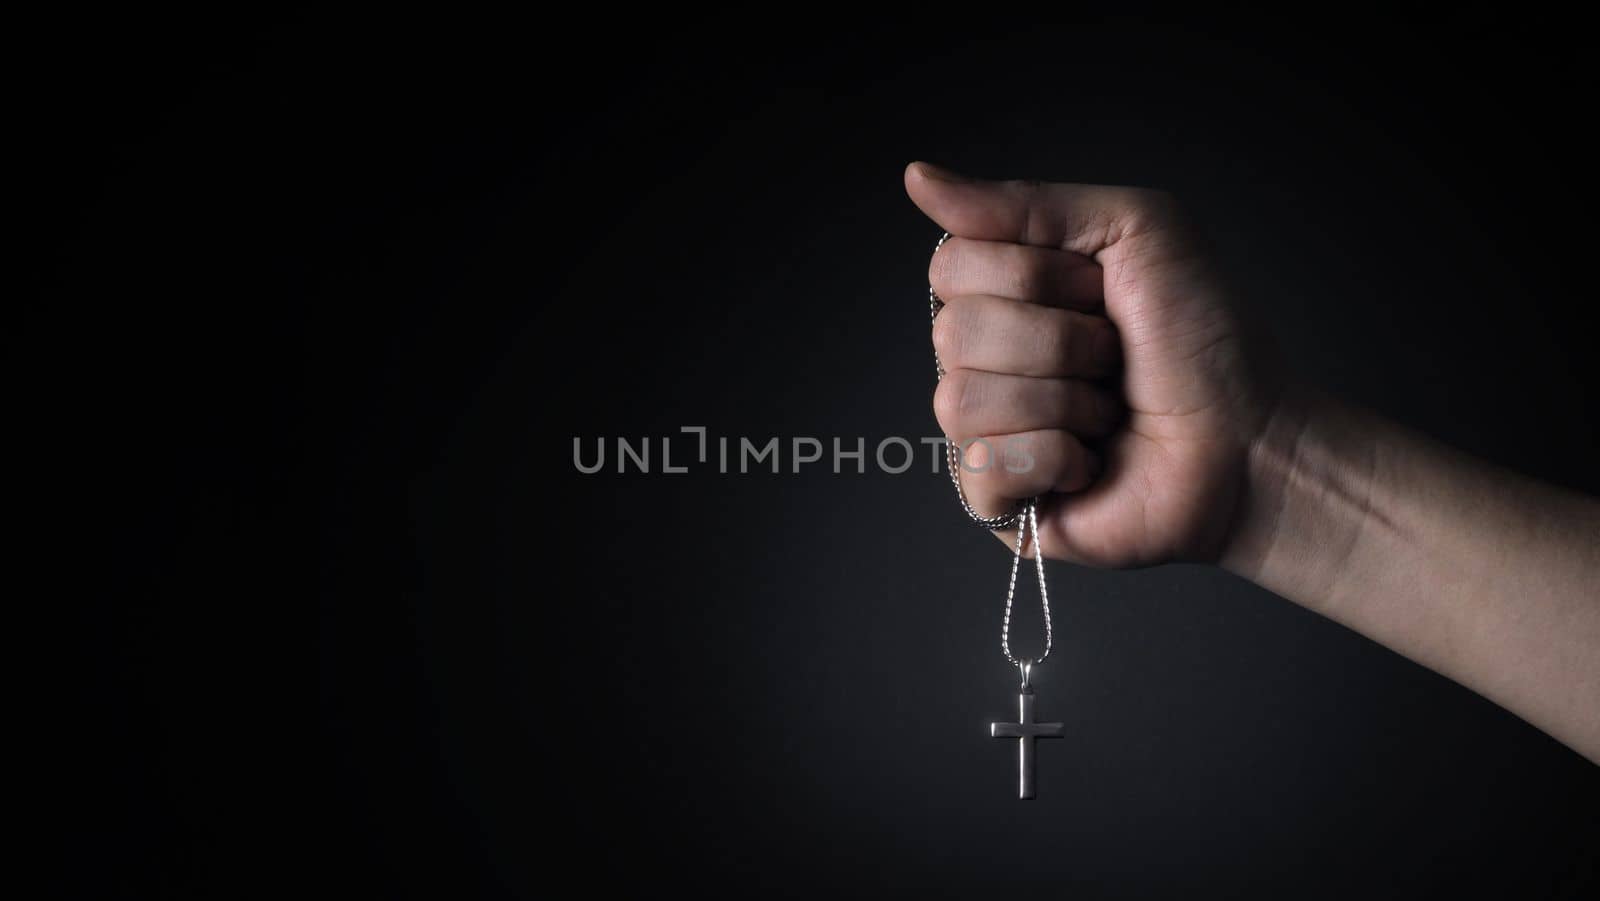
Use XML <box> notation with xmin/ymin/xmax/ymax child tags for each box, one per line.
<box><xmin>930</xmin><ymin>232</ymin><xmax>1065</xmax><ymax>800</ymax></box>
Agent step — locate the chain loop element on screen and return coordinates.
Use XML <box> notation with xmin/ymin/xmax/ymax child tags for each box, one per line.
<box><xmin>1000</xmin><ymin>501</ymin><xmax>1051</xmax><ymax>665</ymax></box>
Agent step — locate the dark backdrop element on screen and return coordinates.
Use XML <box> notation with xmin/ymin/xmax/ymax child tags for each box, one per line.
<box><xmin>38</xmin><ymin>17</ymin><xmax>1599</xmax><ymax>899</ymax></box>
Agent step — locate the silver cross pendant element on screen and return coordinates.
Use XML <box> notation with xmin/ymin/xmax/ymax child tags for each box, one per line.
<box><xmin>989</xmin><ymin>659</ymin><xmax>1063</xmax><ymax>800</ymax></box>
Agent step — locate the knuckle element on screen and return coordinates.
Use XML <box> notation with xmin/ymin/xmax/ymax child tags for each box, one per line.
<box><xmin>930</xmin><ymin>303</ymin><xmax>965</xmax><ymax>361</ymax></box>
<box><xmin>928</xmin><ymin>239</ymin><xmax>959</xmax><ymax>295</ymax></box>
<box><xmin>932</xmin><ymin>373</ymin><xmax>966</xmax><ymax>432</ymax></box>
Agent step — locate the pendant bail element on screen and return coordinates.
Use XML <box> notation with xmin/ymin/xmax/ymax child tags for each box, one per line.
<box><xmin>1018</xmin><ymin>658</ymin><xmax>1034</xmax><ymax>694</ymax></box>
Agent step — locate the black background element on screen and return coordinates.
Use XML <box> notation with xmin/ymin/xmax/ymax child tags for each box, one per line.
<box><xmin>37</xmin><ymin>17</ymin><xmax>1600</xmax><ymax>899</ymax></box>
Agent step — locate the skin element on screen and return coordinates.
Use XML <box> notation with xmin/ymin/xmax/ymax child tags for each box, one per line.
<box><xmin>907</xmin><ymin>161</ymin><xmax>1600</xmax><ymax>763</ymax></box>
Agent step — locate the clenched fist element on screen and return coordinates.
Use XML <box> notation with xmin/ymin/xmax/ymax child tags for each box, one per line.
<box><xmin>908</xmin><ymin>162</ymin><xmax>1600</xmax><ymax>761</ymax></box>
<box><xmin>908</xmin><ymin>162</ymin><xmax>1277</xmax><ymax>568</ymax></box>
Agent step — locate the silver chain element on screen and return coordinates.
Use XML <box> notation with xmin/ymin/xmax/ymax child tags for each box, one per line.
<box><xmin>929</xmin><ymin>231</ymin><xmax>1053</xmax><ymax>666</ymax></box>
<box><xmin>1000</xmin><ymin>502</ymin><xmax>1051</xmax><ymax>665</ymax></box>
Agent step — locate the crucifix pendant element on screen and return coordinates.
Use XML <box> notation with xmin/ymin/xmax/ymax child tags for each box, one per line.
<box><xmin>989</xmin><ymin>659</ymin><xmax>1063</xmax><ymax>800</ymax></box>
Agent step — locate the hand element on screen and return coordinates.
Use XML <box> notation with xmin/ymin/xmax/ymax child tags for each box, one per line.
<box><xmin>909</xmin><ymin>162</ymin><xmax>1600</xmax><ymax>760</ymax></box>
<box><xmin>907</xmin><ymin>162</ymin><xmax>1278</xmax><ymax>567</ymax></box>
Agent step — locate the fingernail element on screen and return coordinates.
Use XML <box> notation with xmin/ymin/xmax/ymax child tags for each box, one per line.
<box><xmin>915</xmin><ymin>162</ymin><xmax>972</xmax><ymax>184</ymax></box>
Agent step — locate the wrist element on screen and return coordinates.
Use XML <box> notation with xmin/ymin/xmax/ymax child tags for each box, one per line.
<box><xmin>1219</xmin><ymin>385</ymin><xmax>1382</xmax><ymax>613</ymax></box>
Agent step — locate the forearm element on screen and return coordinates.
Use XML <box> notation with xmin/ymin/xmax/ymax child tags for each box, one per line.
<box><xmin>1223</xmin><ymin>387</ymin><xmax>1600</xmax><ymax>762</ymax></box>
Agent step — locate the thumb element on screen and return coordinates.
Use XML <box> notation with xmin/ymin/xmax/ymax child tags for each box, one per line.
<box><xmin>903</xmin><ymin>161</ymin><xmax>1164</xmax><ymax>260</ymax></box>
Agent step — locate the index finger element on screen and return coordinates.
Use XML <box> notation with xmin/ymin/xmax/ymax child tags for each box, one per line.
<box><xmin>931</xmin><ymin>236</ymin><xmax>1104</xmax><ymax>313</ymax></box>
